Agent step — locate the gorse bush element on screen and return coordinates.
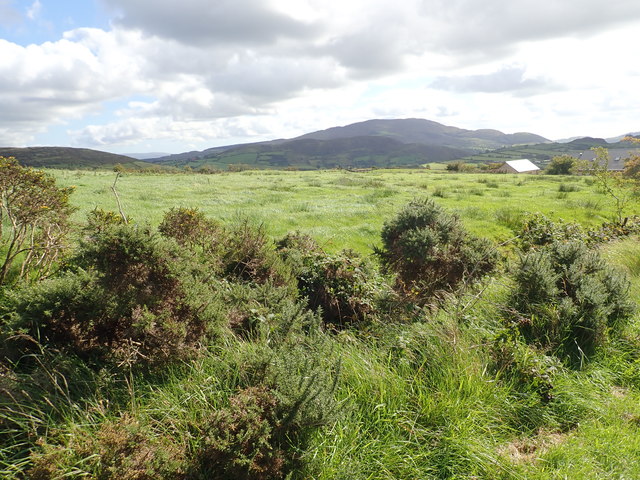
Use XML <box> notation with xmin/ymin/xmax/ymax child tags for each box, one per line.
<box><xmin>222</xmin><ymin>220</ymin><xmax>294</xmax><ymax>288</ymax></box>
<box><xmin>277</xmin><ymin>232</ymin><xmax>383</xmax><ymax>326</ymax></box>
<box><xmin>194</xmin><ymin>344</ymin><xmax>339</xmax><ymax>480</ymax></box>
<box><xmin>85</xmin><ymin>207</ymin><xmax>129</xmax><ymax>233</ymax></box>
<box><xmin>509</xmin><ymin>240</ymin><xmax>634</xmax><ymax>362</ymax></box>
<box><xmin>518</xmin><ymin>213</ymin><xmax>640</xmax><ymax>251</ymax></box>
<box><xmin>376</xmin><ymin>198</ymin><xmax>498</xmax><ymax>301</ymax></box>
<box><xmin>5</xmin><ymin>224</ymin><xmax>217</xmax><ymax>366</ymax></box>
<box><xmin>517</xmin><ymin>213</ymin><xmax>585</xmax><ymax>251</ymax></box>
<box><xmin>492</xmin><ymin>332</ymin><xmax>559</xmax><ymax>403</ymax></box>
<box><xmin>28</xmin><ymin>414</ymin><xmax>185</xmax><ymax>480</ymax></box>
<box><xmin>158</xmin><ymin>206</ymin><xmax>224</xmax><ymax>256</ymax></box>
<box><xmin>195</xmin><ymin>386</ymin><xmax>286</xmax><ymax>480</ymax></box>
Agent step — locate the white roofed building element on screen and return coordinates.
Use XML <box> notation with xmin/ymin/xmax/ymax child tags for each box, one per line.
<box><xmin>494</xmin><ymin>159</ymin><xmax>541</xmax><ymax>174</ymax></box>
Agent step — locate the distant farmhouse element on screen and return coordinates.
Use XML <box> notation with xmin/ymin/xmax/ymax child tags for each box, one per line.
<box><xmin>571</xmin><ymin>149</ymin><xmax>639</xmax><ymax>171</ymax></box>
<box><xmin>494</xmin><ymin>159</ymin><xmax>541</xmax><ymax>174</ymax></box>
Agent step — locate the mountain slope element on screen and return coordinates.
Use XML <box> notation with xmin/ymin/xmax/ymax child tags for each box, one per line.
<box><xmin>0</xmin><ymin>147</ymin><xmax>151</xmax><ymax>169</ymax></box>
<box><xmin>155</xmin><ymin>135</ymin><xmax>472</xmax><ymax>169</ymax></box>
<box><xmin>297</xmin><ymin>118</ymin><xmax>549</xmax><ymax>150</ymax></box>
<box><xmin>148</xmin><ymin>118</ymin><xmax>548</xmax><ymax>169</ymax></box>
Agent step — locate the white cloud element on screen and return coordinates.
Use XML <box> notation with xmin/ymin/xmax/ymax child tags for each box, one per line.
<box><xmin>26</xmin><ymin>0</ymin><xmax>41</xmax><ymax>20</ymax></box>
<box><xmin>2</xmin><ymin>0</ymin><xmax>640</xmax><ymax>149</ymax></box>
<box><xmin>431</xmin><ymin>65</ymin><xmax>560</xmax><ymax>96</ymax></box>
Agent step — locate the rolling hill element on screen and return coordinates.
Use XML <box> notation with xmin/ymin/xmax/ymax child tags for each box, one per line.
<box><xmin>148</xmin><ymin>118</ymin><xmax>550</xmax><ymax>169</ymax></box>
<box><xmin>296</xmin><ymin>118</ymin><xmax>549</xmax><ymax>149</ymax></box>
<box><xmin>152</xmin><ymin>135</ymin><xmax>472</xmax><ymax>170</ymax></box>
<box><xmin>0</xmin><ymin>147</ymin><xmax>154</xmax><ymax>170</ymax></box>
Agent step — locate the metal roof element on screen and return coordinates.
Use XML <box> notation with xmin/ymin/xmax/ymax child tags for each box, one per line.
<box><xmin>505</xmin><ymin>159</ymin><xmax>540</xmax><ymax>172</ymax></box>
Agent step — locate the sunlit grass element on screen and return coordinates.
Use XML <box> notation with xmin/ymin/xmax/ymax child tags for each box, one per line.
<box><xmin>53</xmin><ymin>169</ymin><xmax>635</xmax><ymax>253</ymax></box>
<box><xmin>4</xmin><ymin>168</ymin><xmax>640</xmax><ymax>479</ymax></box>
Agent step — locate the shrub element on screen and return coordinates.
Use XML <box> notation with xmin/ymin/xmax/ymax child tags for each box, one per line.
<box><xmin>227</xmin><ymin>164</ymin><xmax>253</xmax><ymax>172</ymax></box>
<box><xmin>158</xmin><ymin>207</ymin><xmax>224</xmax><ymax>255</ymax></box>
<box><xmin>85</xmin><ymin>207</ymin><xmax>128</xmax><ymax>234</ymax></box>
<box><xmin>546</xmin><ymin>155</ymin><xmax>576</xmax><ymax>175</ymax></box>
<box><xmin>222</xmin><ymin>280</ymin><xmax>321</xmax><ymax>342</ymax></box>
<box><xmin>222</xmin><ymin>220</ymin><xmax>294</xmax><ymax>289</ymax></box>
<box><xmin>492</xmin><ymin>332</ymin><xmax>558</xmax><ymax>403</ymax></box>
<box><xmin>193</xmin><ymin>337</ymin><xmax>339</xmax><ymax>479</ymax></box>
<box><xmin>195</xmin><ymin>387</ymin><xmax>285</xmax><ymax>480</ymax></box>
<box><xmin>376</xmin><ymin>198</ymin><xmax>499</xmax><ymax>301</ymax></box>
<box><xmin>0</xmin><ymin>157</ymin><xmax>75</xmax><ymax>285</ymax></box>
<box><xmin>5</xmin><ymin>225</ymin><xmax>218</xmax><ymax>366</ymax></box>
<box><xmin>446</xmin><ymin>161</ymin><xmax>474</xmax><ymax>172</ymax></box>
<box><xmin>277</xmin><ymin>233</ymin><xmax>383</xmax><ymax>326</ymax></box>
<box><xmin>509</xmin><ymin>240</ymin><xmax>634</xmax><ymax>361</ymax></box>
<box><xmin>518</xmin><ymin>213</ymin><xmax>640</xmax><ymax>251</ymax></box>
<box><xmin>28</xmin><ymin>415</ymin><xmax>185</xmax><ymax>480</ymax></box>
<box><xmin>517</xmin><ymin>213</ymin><xmax>585</xmax><ymax>251</ymax></box>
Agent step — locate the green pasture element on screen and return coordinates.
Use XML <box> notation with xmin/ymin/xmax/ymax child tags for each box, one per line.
<box><xmin>4</xmin><ymin>167</ymin><xmax>640</xmax><ymax>479</ymax></box>
<box><xmin>53</xmin><ymin>169</ymin><xmax>631</xmax><ymax>253</ymax></box>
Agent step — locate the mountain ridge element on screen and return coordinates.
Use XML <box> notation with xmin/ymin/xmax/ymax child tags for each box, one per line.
<box><xmin>0</xmin><ymin>147</ymin><xmax>151</xmax><ymax>170</ymax></box>
<box><xmin>147</xmin><ymin>118</ymin><xmax>551</xmax><ymax>168</ymax></box>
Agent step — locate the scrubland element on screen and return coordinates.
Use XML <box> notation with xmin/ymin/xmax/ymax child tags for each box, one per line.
<box><xmin>2</xmin><ymin>167</ymin><xmax>640</xmax><ymax>479</ymax></box>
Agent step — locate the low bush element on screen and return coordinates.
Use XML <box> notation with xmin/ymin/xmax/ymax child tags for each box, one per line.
<box><xmin>277</xmin><ymin>232</ymin><xmax>384</xmax><ymax>326</ymax></box>
<box><xmin>192</xmin><ymin>333</ymin><xmax>339</xmax><ymax>479</ymax></box>
<box><xmin>222</xmin><ymin>220</ymin><xmax>294</xmax><ymax>289</ymax></box>
<box><xmin>518</xmin><ymin>213</ymin><xmax>640</xmax><ymax>251</ymax></box>
<box><xmin>492</xmin><ymin>332</ymin><xmax>558</xmax><ymax>403</ymax></box>
<box><xmin>509</xmin><ymin>240</ymin><xmax>634</xmax><ymax>362</ymax></box>
<box><xmin>85</xmin><ymin>207</ymin><xmax>128</xmax><ymax>234</ymax></box>
<box><xmin>376</xmin><ymin>198</ymin><xmax>499</xmax><ymax>302</ymax></box>
<box><xmin>517</xmin><ymin>213</ymin><xmax>585</xmax><ymax>251</ymax></box>
<box><xmin>4</xmin><ymin>224</ymin><xmax>219</xmax><ymax>366</ymax></box>
<box><xmin>158</xmin><ymin>207</ymin><xmax>224</xmax><ymax>256</ymax></box>
<box><xmin>194</xmin><ymin>386</ymin><xmax>285</xmax><ymax>480</ymax></box>
<box><xmin>28</xmin><ymin>415</ymin><xmax>185</xmax><ymax>480</ymax></box>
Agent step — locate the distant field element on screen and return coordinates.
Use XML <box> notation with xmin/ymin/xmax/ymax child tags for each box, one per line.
<box><xmin>53</xmin><ymin>169</ymin><xmax>636</xmax><ymax>252</ymax></box>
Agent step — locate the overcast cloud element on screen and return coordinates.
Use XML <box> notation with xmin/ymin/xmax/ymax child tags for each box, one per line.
<box><xmin>0</xmin><ymin>0</ymin><xmax>639</xmax><ymax>151</ymax></box>
<box><xmin>431</xmin><ymin>66</ymin><xmax>560</xmax><ymax>96</ymax></box>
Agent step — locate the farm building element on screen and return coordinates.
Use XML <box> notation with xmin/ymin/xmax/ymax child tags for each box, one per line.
<box><xmin>571</xmin><ymin>149</ymin><xmax>640</xmax><ymax>171</ymax></box>
<box><xmin>494</xmin><ymin>159</ymin><xmax>541</xmax><ymax>174</ymax></box>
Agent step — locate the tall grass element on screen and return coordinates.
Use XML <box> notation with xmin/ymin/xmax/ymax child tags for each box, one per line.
<box><xmin>52</xmin><ymin>169</ymin><xmax>633</xmax><ymax>253</ymax></box>
<box><xmin>3</xmin><ymin>169</ymin><xmax>640</xmax><ymax>479</ymax></box>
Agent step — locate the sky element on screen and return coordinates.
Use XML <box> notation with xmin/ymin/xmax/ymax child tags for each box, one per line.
<box><xmin>1</xmin><ymin>0</ymin><xmax>639</xmax><ymax>154</ymax></box>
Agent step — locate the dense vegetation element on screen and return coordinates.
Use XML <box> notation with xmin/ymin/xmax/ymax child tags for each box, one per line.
<box><xmin>3</xmin><ymin>160</ymin><xmax>640</xmax><ymax>479</ymax></box>
<box><xmin>0</xmin><ymin>147</ymin><xmax>150</xmax><ymax>170</ymax></box>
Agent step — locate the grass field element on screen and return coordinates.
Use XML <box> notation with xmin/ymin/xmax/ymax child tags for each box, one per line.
<box><xmin>3</xmin><ymin>167</ymin><xmax>640</xmax><ymax>479</ymax></box>
<box><xmin>53</xmin><ymin>169</ymin><xmax>631</xmax><ymax>253</ymax></box>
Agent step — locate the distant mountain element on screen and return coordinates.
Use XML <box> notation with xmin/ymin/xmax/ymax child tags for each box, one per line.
<box><xmin>148</xmin><ymin>118</ymin><xmax>549</xmax><ymax>169</ymax></box>
<box><xmin>297</xmin><ymin>118</ymin><xmax>549</xmax><ymax>150</ymax></box>
<box><xmin>152</xmin><ymin>136</ymin><xmax>471</xmax><ymax>169</ymax></box>
<box><xmin>0</xmin><ymin>147</ymin><xmax>153</xmax><ymax>169</ymax></box>
<box><xmin>565</xmin><ymin>137</ymin><xmax>609</xmax><ymax>149</ymax></box>
<box><xmin>607</xmin><ymin>132</ymin><xmax>640</xmax><ymax>143</ymax></box>
<box><xmin>554</xmin><ymin>136</ymin><xmax>584</xmax><ymax>143</ymax></box>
